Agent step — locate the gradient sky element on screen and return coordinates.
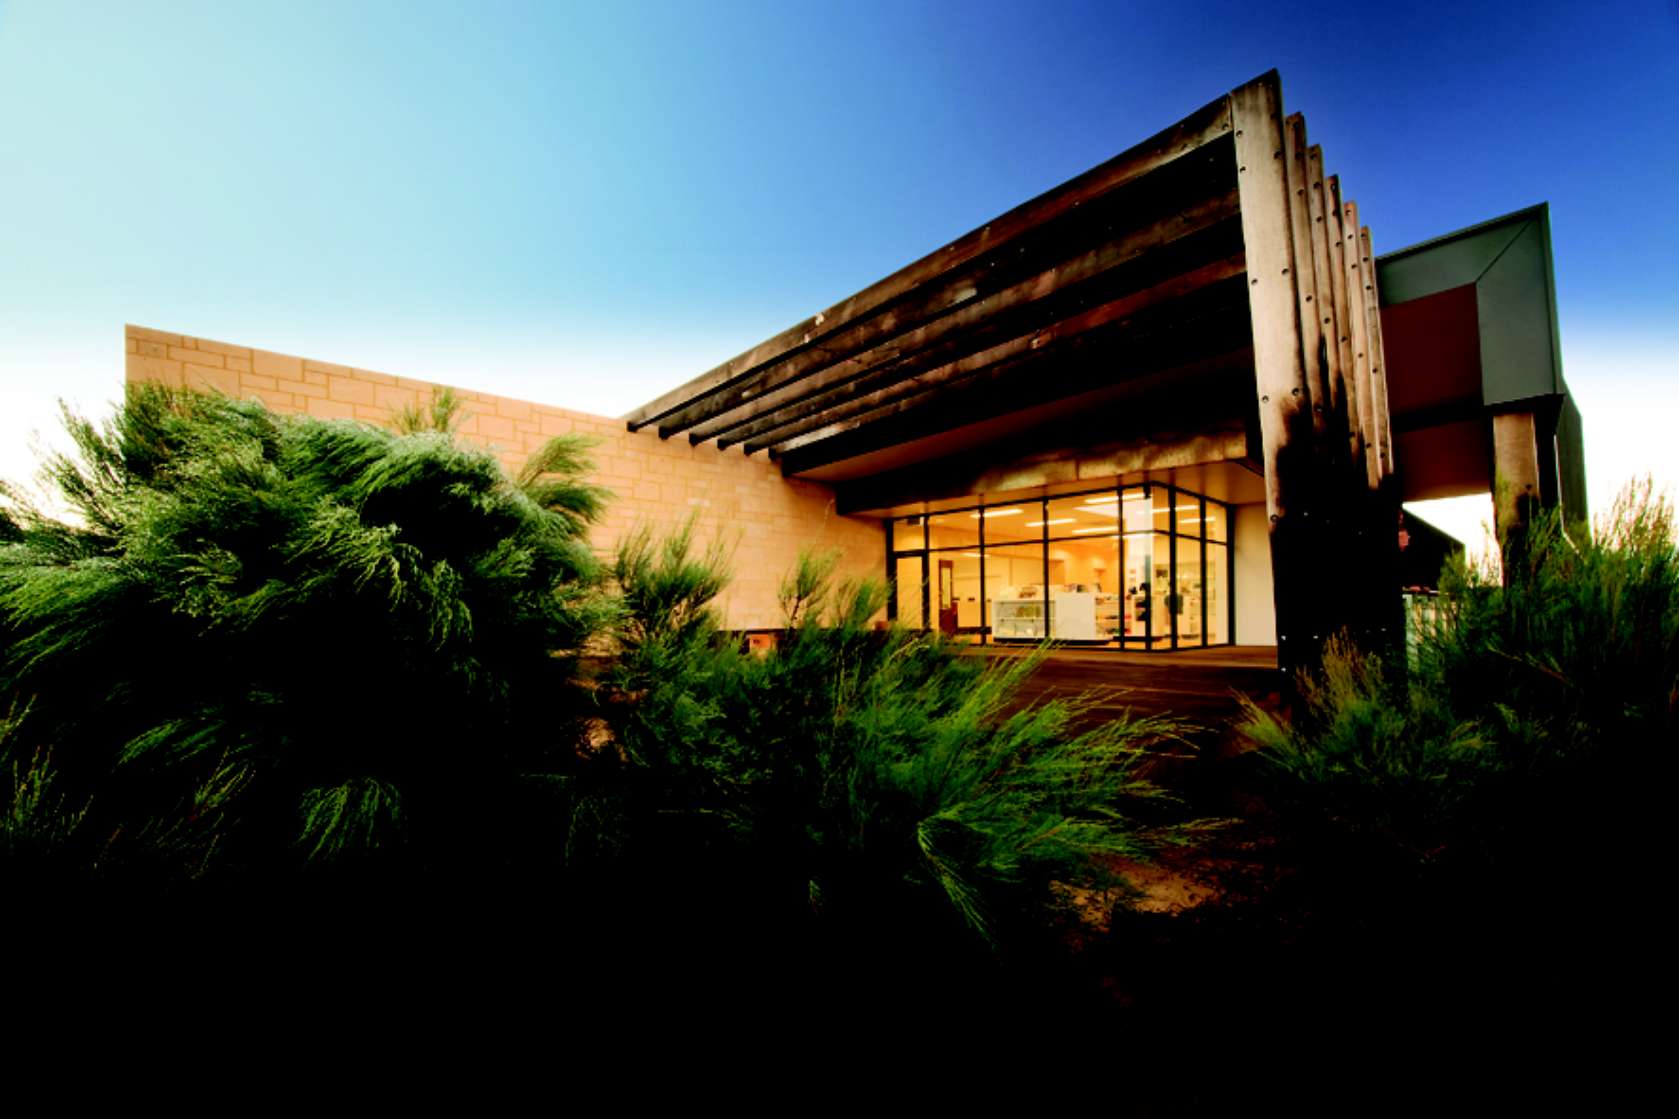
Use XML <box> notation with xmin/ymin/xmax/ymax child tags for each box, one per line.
<box><xmin>2</xmin><ymin>0</ymin><xmax>1675</xmax><ymax>553</ymax></box>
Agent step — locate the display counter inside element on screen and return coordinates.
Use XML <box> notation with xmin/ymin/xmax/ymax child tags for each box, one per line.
<box><xmin>991</xmin><ymin>587</ymin><xmax>1121</xmax><ymax>642</ymax></box>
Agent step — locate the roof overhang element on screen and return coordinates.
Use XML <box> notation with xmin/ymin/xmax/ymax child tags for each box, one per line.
<box><xmin>624</xmin><ymin>71</ymin><xmax>1388</xmax><ymax>496</ymax></box>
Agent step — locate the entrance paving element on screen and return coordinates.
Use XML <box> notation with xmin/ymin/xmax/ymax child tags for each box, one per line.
<box><xmin>965</xmin><ymin>644</ymin><xmax>1281</xmax><ymax>748</ymax></box>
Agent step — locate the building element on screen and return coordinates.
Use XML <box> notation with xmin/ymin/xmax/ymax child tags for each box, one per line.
<box><xmin>124</xmin><ymin>71</ymin><xmax>1583</xmax><ymax>674</ymax></box>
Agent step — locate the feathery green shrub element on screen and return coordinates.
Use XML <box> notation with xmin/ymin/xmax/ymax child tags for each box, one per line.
<box><xmin>0</xmin><ymin>384</ymin><xmax>609</xmax><ymax>887</ymax></box>
<box><xmin>595</xmin><ymin>525</ymin><xmax>1195</xmax><ymax>949</ymax></box>
<box><xmin>1242</xmin><ymin>480</ymin><xmax>1677</xmax><ymax>878</ymax></box>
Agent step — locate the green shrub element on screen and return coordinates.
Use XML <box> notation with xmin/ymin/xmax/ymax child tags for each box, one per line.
<box><xmin>0</xmin><ymin>705</ymin><xmax>89</xmax><ymax>873</ymax></box>
<box><xmin>1426</xmin><ymin>479</ymin><xmax>1677</xmax><ymax>772</ymax></box>
<box><xmin>595</xmin><ymin>526</ymin><xmax>1195</xmax><ymax>949</ymax></box>
<box><xmin>1243</xmin><ymin>480</ymin><xmax>1677</xmax><ymax>879</ymax></box>
<box><xmin>0</xmin><ymin>384</ymin><xmax>610</xmax><ymax>886</ymax></box>
<box><xmin>1238</xmin><ymin>637</ymin><xmax>1497</xmax><ymax>872</ymax></box>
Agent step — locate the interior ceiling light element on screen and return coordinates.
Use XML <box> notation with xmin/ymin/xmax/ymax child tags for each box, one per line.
<box><xmin>970</xmin><ymin>507</ymin><xmax>1023</xmax><ymax>518</ymax></box>
<box><xmin>1072</xmin><ymin>527</ymin><xmax>1117</xmax><ymax>535</ymax></box>
<box><xmin>1026</xmin><ymin>518</ymin><xmax>1078</xmax><ymax>526</ymax></box>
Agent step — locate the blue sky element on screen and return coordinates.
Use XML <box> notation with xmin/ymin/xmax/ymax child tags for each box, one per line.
<box><xmin>2</xmin><ymin>0</ymin><xmax>1675</xmax><ymax>550</ymax></box>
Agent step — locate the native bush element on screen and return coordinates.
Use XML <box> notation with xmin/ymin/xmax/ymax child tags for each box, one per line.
<box><xmin>0</xmin><ymin>384</ymin><xmax>610</xmax><ymax>888</ymax></box>
<box><xmin>1241</xmin><ymin>479</ymin><xmax>1677</xmax><ymax>881</ymax></box>
<box><xmin>594</xmin><ymin>524</ymin><xmax>1195</xmax><ymax>951</ymax></box>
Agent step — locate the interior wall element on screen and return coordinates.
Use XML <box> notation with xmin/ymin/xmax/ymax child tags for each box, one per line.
<box><xmin>1233</xmin><ymin>501</ymin><xmax>1277</xmax><ymax>645</ymax></box>
<box><xmin>1049</xmin><ymin>543</ymin><xmax>1112</xmax><ymax>591</ymax></box>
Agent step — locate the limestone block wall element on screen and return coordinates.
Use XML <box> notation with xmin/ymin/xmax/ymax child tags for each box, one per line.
<box><xmin>124</xmin><ymin>324</ymin><xmax>886</xmax><ymax>630</ymax></box>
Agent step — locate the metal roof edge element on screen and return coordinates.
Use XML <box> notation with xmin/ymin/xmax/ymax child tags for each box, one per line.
<box><xmin>1375</xmin><ymin>202</ymin><xmax>1549</xmax><ymax>268</ymax></box>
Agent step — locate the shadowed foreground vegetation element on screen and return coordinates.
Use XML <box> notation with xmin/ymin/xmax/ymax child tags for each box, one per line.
<box><xmin>1241</xmin><ymin>482</ymin><xmax>1674</xmax><ymax>900</ymax></box>
<box><xmin>1100</xmin><ymin>483</ymin><xmax>1676</xmax><ymax>1059</ymax></box>
<box><xmin>0</xmin><ymin>387</ymin><xmax>1671</xmax><ymax>1068</ymax></box>
<box><xmin>0</xmin><ymin>386</ymin><xmax>1197</xmax><ymax>1015</ymax></box>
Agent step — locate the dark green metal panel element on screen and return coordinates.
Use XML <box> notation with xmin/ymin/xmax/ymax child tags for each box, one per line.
<box><xmin>1474</xmin><ymin>216</ymin><xmax>1563</xmax><ymax>405</ymax></box>
<box><xmin>1376</xmin><ymin>204</ymin><xmax>1563</xmax><ymax>407</ymax></box>
<box><xmin>1378</xmin><ymin>217</ymin><xmax>1525</xmax><ymax>303</ymax></box>
<box><xmin>1555</xmin><ymin>391</ymin><xmax>1588</xmax><ymax>525</ymax></box>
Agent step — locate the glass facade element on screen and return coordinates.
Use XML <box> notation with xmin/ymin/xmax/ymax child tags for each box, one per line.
<box><xmin>887</xmin><ymin>482</ymin><xmax>1234</xmax><ymax>650</ymax></box>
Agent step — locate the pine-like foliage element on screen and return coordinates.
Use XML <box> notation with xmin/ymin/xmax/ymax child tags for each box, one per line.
<box><xmin>596</xmin><ymin>527</ymin><xmax>1193</xmax><ymax>951</ymax></box>
<box><xmin>1242</xmin><ymin>479</ymin><xmax>1678</xmax><ymax>879</ymax></box>
<box><xmin>0</xmin><ymin>384</ymin><xmax>609</xmax><ymax>888</ymax></box>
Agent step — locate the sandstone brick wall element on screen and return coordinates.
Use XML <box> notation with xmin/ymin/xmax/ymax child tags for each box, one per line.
<box><xmin>125</xmin><ymin>324</ymin><xmax>886</xmax><ymax>630</ymax></box>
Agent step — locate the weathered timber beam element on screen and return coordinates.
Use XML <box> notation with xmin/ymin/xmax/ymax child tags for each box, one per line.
<box><xmin>1283</xmin><ymin>114</ymin><xmax>1331</xmax><ymax>449</ymax></box>
<box><xmin>763</xmin><ymin>254</ymin><xmax>1247</xmax><ymax>457</ymax></box>
<box><xmin>677</xmin><ymin>180</ymin><xmax>1241</xmax><ymax>442</ymax></box>
<box><xmin>1360</xmin><ymin>223</ymin><xmax>1403</xmax><ymax>655</ymax></box>
<box><xmin>623</xmin><ymin>92</ymin><xmax>1236</xmax><ymax>431</ymax></box>
<box><xmin>1326</xmin><ymin>176</ymin><xmax>1366</xmax><ymax>471</ymax></box>
<box><xmin>1305</xmin><ymin>145</ymin><xmax>1350</xmax><ymax>470</ymax></box>
<box><xmin>1231</xmin><ymin>76</ymin><xmax>1310</xmax><ymax>519</ymax></box>
<box><xmin>1231</xmin><ymin>71</ymin><xmax>1317</xmax><ymax>675</ymax></box>
<box><xmin>1343</xmin><ymin>198</ymin><xmax>1382</xmax><ymax>491</ymax></box>
<box><xmin>709</xmin><ymin>208</ymin><xmax>1243</xmax><ymax>450</ymax></box>
<box><xmin>1359</xmin><ymin>226</ymin><xmax>1395</xmax><ymax>479</ymax></box>
<box><xmin>774</xmin><ymin>299</ymin><xmax>1253</xmax><ymax>476</ymax></box>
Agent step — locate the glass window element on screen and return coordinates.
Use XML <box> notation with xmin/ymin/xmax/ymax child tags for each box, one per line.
<box><xmin>1205</xmin><ymin>541</ymin><xmax>1228</xmax><ymax>644</ymax></box>
<box><xmin>1203</xmin><ymin>502</ymin><xmax>1228</xmax><ymax>544</ymax></box>
<box><xmin>894</xmin><ymin>554</ymin><xmax>925</xmax><ymax>629</ymax></box>
<box><xmin>887</xmin><ymin>481</ymin><xmax>1230</xmax><ymax>650</ymax></box>
<box><xmin>1152</xmin><ymin>487</ymin><xmax>1173</xmax><ymax>534</ymax></box>
<box><xmin>986</xmin><ymin>542</ymin><xmax>1046</xmax><ymax>642</ymax></box>
<box><xmin>1043</xmin><ymin>490</ymin><xmax>1119</xmax><ymax>540</ymax></box>
<box><xmin>975</xmin><ymin>502</ymin><xmax>1039</xmax><ymax>546</ymax></box>
<box><xmin>1175</xmin><ymin>494</ymin><xmax>1207</xmax><ymax>540</ymax></box>
<box><xmin>1151</xmin><ymin>531</ymin><xmax>1175</xmax><ymax>647</ymax></box>
<box><xmin>891</xmin><ymin>515</ymin><xmax>925</xmax><ymax>553</ymax></box>
<box><xmin>1121</xmin><ymin>487</ymin><xmax>1153</xmax><ymax>534</ymax></box>
<box><xmin>1049</xmin><ymin>536</ymin><xmax>1119</xmax><ymax>643</ymax></box>
<box><xmin>1177</xmin><ymin>541</ymin><xmax>1205</xmax><ymax>645</ymax></box>
<box><xmin>930</xmin><ymin>552</ymin><xmax>984</xmax><ymax>641</ymax></box>
<box><xmin>1120</xmin><ymin>531</ymin><xmax>1157</xmax><ymax>644</ymax></box>
<box><xmin>926</xmin><ymin>510</ymin><xmax>981</xmax><ymax>550</ymax></box>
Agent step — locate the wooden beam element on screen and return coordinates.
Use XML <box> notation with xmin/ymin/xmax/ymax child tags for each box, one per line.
<box><xmin>1343</xmin><ymin>198</ymin><xmax>1382</xmax><ymax>491</ymax></box>
<box><xmin>774</xmin><ymin>306</ymin><xmax>1253</xmax><ymax>477</ymax></box>
<box><xmin>1232</xmin><ymin>76</ymin><xmax>1311</xmax><ymax>518</ymax></box>
<box><xmin>1359</xmin><ymin>226</ymin><xmax>1396</xmax><ymax>479</ymax></box>
<box><xmin>623</xmin><ymin>92</ymin><xmax>1235</xmax><ymax>431</ymax></box>
<box><xmin>1305</xmin><ymin>146</ymin><xmax>1350</xmax><ymax>468</ymax></box>
<box><xmin>677</xmin><ymin>186</ymin><xmax>1241</xmax><ymax>442</ymax></box>
<box><xmin>1231</xmin><ymin>72</ymin><xmax>1316</xmax><ymax>673</ymax></box>
<box><xmin>1283</xmin><ymin>113</ymin><xmax>1331</xmax><ymax>449</ymax></box>
<box><xmin>709</xmin><ymin>208</ymin><xmax>1243</xmax><ymax>449</ymax></box>
<box><xmin>759</xmin><ymin>254</ymin><xmax>1247</xmax><ymax>455</ymax></box>
<box><xmin>1324</xmin><ymin>175</ymin><xmax>1364</xmax><ymax>471</ymax></box>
